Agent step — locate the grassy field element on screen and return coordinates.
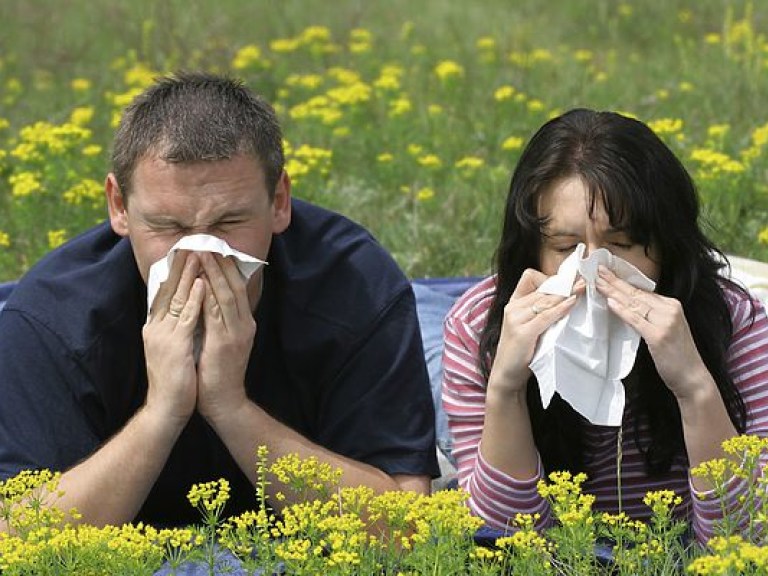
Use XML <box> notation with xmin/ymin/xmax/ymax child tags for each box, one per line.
<box><xmin>1</xmin><ymin>0</ymin><xmax>767</xmax><ymax>281</ymax></box>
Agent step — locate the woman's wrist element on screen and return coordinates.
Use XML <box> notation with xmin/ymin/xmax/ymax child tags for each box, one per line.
<box><xmin>486</xmin><ymin>377</ymin><xmax>528</xmax><ymax>407</ymax></box>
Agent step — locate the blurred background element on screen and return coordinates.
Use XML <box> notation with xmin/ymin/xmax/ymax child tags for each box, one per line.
<box><xmin>1</xmin><ymin>0</ymin><xmax>767</xmax><ymax>280</ymax></box>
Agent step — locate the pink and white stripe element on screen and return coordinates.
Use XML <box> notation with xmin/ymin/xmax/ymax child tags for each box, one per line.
<box><xmin>442</xmin><ymin>276</ymin><xmax>768</xmax><ymax>542</ymax></box>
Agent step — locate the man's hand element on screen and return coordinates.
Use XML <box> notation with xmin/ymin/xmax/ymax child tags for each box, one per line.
<box><xmin>196</xmin><ymin>252</ymin><xmax>256</xmax><ymax>424</ymax></box>
<box><xmin>142</xmin><ymin>251</ymin><xmax>204</xmax><ymax>427</ymax></box>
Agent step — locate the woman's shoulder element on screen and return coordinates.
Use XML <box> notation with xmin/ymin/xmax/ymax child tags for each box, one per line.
<box><xmin>719</xmin><ymin>280</ymin><xmax>768</xmax><ymax>335</ymax></box>
<box><xmin>446</xmin><ymin>275</ymin><xmax>497</xmax><ymax>326</ymax></box>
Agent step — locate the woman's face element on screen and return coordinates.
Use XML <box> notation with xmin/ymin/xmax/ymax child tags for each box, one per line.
<box><xmin>537</xmin><ymin>176</ymin><xmax>661</xmax><ymax>281</ymax></box>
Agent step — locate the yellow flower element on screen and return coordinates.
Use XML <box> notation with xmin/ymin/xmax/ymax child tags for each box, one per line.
<box><xmin>417</xmin><ymin>187</ymin><xmax>435</xmax><ymax>201</ymax></box>
<box><xmin>123</xmin><ymin>62</ymin><xmax>157</xmax><ymax>89</ymax></box>
<box><xmin>350</xmin><ymin>28</ymin><xmax>371</xmax><ymax>43</ymax></box>
<box><xmin>455</xmin><ymin>156</ymin><xmax>484</xmax><ymax>171</ymax></box>
<box><xmin>502</xmin><ymin>136</ymin><xmax>524</xmax><ymax>151</ymax></box>
<box><xmin>70</xmin><ymin>78</ymin><xmax>92</xmax><ymax>92</ymax></box>
<box><xmin>722</xmin><ymin>434</ymin><xmax>768</xmax><ymax>459</ymax></box>
<box><xmin>63</xmin><ymin>179</ymin><xmax>103</xmax><ymax>206</ymax></box>
<box><xmin>434</xmin><ymin>60</ymin><xmax>464</xmax><ymax>81</ymax></box>
<box><xmin>417</xmin><ymin>154</ymin><xmax>442</xmax><ymax>168</ymax></box>
<box><xmin>705</xmin><ymin>33</ymin><xmax>722</xmax><ymax>44</ymax></box>
<box><xmin>47</xmin><ymin>229</ymin><xmax>67</xmax><ymax>249</ymax></box>
<box><xmin>494</xmin><ymin>85</ymin><xmax>515</xmax><ymax>101</ymax></box>
<box><xmin>0</xmin><ymin>230</ymin><xmax>10</xmax><ymax>248</ymax></box>
<box><xmin>643</xmin><ymin>489</ymin><xmax>683</xmax><ymax>517</ymax></box>
<box><xmin>69</xmin><ymin>106</ymin><xmax>94</xmax><ymax>126</ymax></box>
<box><xmin>377</xmin><ymin>153</ymin><xmax>394</xmax><ymax>163</ymax></box>
<box><xmin>573</xmin><ymin>49</ymin><xmax>594</xmax><ymax>62</ymax></box>
<box><xmin>331</xmin><ymin>126</ymin><xmax>348</xmax><ymax>138</ymax></box>
<box><xmin>286</xmin><ymin>74</ymin><xmax>324</xmax><ymax>90</ymax></box>
<box><xmin>299</xmin><ymin>25</ymin><xmax>332</xmax><ymax>44</ymax></box>
<box><xmin>327</xmin><ymin>67</ymin><xmax>360</xmax><ymax>85</ymax></box>
<box><xmin>647</xmin><ymin>118</ymin><xmax>684</xmax><ymax>137</ymax></box>
<box><xmin>691</xmin><ymin>457</ymin><xmax>730</xmax><ymax>481</ymax></box>
<box><xmin>759</xmin><ymin>228</ymin><xmax>768</xmax><ymax>245</ymax></box>
<box><xmin>187</xmin><ymin>478</ymin><xmax>231</xmax><ymax>513</ymax></box>
<box><xmin>427</xmin><ymin>104</ymin><xmax>443</xmax><ymax>116</ymax></box>
<box><xmin>373</xmin><ymin>67</ymin><xmax>401</xmax><ymax>91</ymax></box>
<box><xmin>349</xmin><ymin>28</ymin><xmax>372</xmax><ymax>54</ymax></box>
<box><xmin>270</xmin><ymin>37</ymin><xmax>301</xmax><ymax>53</ymax></box>
<box><xmin>407</xmin><ymin>144</ymin><xmax>423</xmax><ymax>156</ymax></box>
<box><xmin>388</xmin><ymin>96</ymin><xmax>412</xmax><ymax>117</ymax></box>
<box><xmin>232</xmin><ymin>44</ymin><xmax>265</xmax><ymax>70</ymax></box>
<box><xmin>690</xmin><ymin>148</ymin><xmax>745</xmax><ymax>175</ymax></box>
<box><xmin>326</xmin><ymin>82</ymin><xmax>371</xmax><ymax>105</ymax></box>
<box><xmin>82</xmin><ymin>144</ymin><xmax>103</xmax><ymax>157</ymax></box>
<box><xmin>5</xmin><ymin>77</ymin><xmax>22</xmax><ymax>95</ymax></box>
<box><xmin>476</xmin><ymin>37</ymin><xmax>496</xmax><ymax>50</ymax></box>
<box><xmin>9</xmin><ymin>171</ymin><xmax>43</xmax><ymax>197</ymax></box>
<box><xmin>751</xmin><ymin>123</ymin><xmax>768</xmax><ymax>148</ymax></box>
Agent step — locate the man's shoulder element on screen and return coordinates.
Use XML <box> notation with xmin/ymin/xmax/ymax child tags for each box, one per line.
<box><xmin>284</xmin><ymin>199</ymin><xmax>386</xmax><ymax>258</ymax></box>
<box><xmin>4</xmin><ymin>222</ymin><xmax>143</xmax><ymax>352</ymax></box>
<box><xmin>272</xmin><ymin>199</ymin><xmax>411</xmax><ymax>329</ymax></box>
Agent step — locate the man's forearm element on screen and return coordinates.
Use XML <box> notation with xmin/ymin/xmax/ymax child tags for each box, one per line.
<box><xmin>39</xmin><ymin>406</ymin><xmax>184</xmax><ymax>528</ymax></box>
<box><xmin>208</xmin><ymin>400</ymin><xmax>430</xmax><ymax>507</ymax></box>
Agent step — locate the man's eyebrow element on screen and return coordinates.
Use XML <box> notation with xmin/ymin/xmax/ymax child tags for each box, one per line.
<box><xmin>142</xmin><ymin>208</ymin><xmax>254</xmax><ymax>227</ymax></box>
<box><xmin>215</xmin><ymin>208</ymin><xmax>254</xmax><ymax>220</ymax></box>
<box><xmin>142</xmin><ymin>214</ymin><xmax>181</xmax><ymax>226</ymax></box>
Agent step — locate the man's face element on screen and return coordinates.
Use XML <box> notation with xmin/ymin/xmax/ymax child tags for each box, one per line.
<box><xmin>106</xmin><ymin>153</ymin><xmax>291</xmax><ymax>307</ymax></box>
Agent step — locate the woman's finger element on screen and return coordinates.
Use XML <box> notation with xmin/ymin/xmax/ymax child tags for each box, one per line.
<box><xmin>511</xmin><ymin>268</ymin><xmax>550</xmax><ymax>299</ymax></box>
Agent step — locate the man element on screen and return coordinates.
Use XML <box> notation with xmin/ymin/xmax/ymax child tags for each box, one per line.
<box><xmin>0</xmin><ymin>72</ymin><xmax>438</xmax><ymax>528</ymax></box>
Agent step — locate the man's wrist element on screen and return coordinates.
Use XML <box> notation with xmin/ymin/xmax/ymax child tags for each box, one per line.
<box><xmin>136</xmin><ymin>403</ymin><xmax>189</xmax><ymax>444</ymax></box>
<box><xmin>199</xmin><ymin>392</ymin><xmax>252</xmax><ymax>430</ymax></box>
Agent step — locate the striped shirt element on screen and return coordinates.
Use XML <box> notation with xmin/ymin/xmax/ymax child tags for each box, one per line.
<box><xmin>442</xmin><ymin>275</ymin><xmax>768</xmax><ymax>543</ymax></box>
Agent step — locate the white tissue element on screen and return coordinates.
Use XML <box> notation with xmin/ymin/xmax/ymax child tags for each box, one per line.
<box><xmin>529</xmin><ymin>244</ymin><xmax>656</xmax><ymax>426</ymax></box>
<box><xmin>146</xmin><ymin>234</ymin><xmax>267</xmax><ymax>361</ymax></box>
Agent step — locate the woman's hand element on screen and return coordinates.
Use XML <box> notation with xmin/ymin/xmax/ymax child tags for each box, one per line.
<box><xmin>596</xmin><ymin>265</ymin><xmax>710</xmax><ymax>400</ymax></box>
<box><xmin>488</xmin><ymin>269</ymin><xmax>579</xmax><ymax>396</ymax></box>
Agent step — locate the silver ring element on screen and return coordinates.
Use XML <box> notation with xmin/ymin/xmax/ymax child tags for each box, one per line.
<box><xmin>168</xmin><ymin>308</ymin><xmax>182</xmax><ymax>318</ymax></box>
<box><xmin>532</xmin><ymin>304</ymin><xmax>542</xmax><ymax>315</ymax></box>
<box><xmin>642</xmin><ymin>308</ymin><xmax>651</xmax><ymax>321</ymax></box>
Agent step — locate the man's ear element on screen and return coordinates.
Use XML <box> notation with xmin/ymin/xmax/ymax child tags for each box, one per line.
<box><xmin>271</xmin><ymin>171</ymin><xmax>292</xmax><ymax>234</ymax></box>
<box><xmin>105</xmin><ymin>173</ymin><xmax>130</xmax><ymax>237</ymax></box>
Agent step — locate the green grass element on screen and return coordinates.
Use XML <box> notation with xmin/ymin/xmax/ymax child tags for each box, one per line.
<box><xmin>1</xmin><ymin>0</ymin><xmax>768</xmax><ymax>281</ymax></box>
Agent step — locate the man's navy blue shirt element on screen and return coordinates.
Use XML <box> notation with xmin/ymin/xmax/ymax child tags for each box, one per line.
<box><xmin>0</xmin><ymin>199</ymin><xmax>438</xmax><ymax>526</ymax></box>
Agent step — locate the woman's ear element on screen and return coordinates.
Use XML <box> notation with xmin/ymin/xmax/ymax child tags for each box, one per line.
<box><xmin>105</xmin><ymin>173</ymin><xmax>130</xmax><ymax>237</ymax></box>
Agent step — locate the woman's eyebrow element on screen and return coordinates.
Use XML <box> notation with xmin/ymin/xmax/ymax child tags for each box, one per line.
<box><xmin>543</xmin><ymin>229</ymin><xmax>581</xmax><ymax>238</ymax></box>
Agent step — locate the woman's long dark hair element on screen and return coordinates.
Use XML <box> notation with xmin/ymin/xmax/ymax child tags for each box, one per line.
<box><xmin>479</xmin><ymin>108</ymin><xmax>749</xmax><ymax>476</ymax></box>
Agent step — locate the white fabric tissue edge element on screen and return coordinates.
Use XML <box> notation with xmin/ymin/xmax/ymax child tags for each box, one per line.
<box><xmin>145</xmin><ymin>234</ymin><xmax>267</xmax><ymax>361</ymax></box>
<box><xmin>529</xmin><ymin>244</ymin><xmax>655</xmax><ymax>426</ymax></box>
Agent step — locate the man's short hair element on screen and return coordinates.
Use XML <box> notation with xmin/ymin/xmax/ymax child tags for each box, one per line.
<box><xmin>111</xmin><ymin>71</ymin><xmax>284</xmax><ymax>200</ymax></box>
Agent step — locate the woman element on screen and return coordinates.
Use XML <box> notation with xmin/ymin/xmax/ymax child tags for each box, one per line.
<box><xmin>442</xmin><ymin>108</ymin><xmax>768</xmax><ymax>543</ymax></box>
